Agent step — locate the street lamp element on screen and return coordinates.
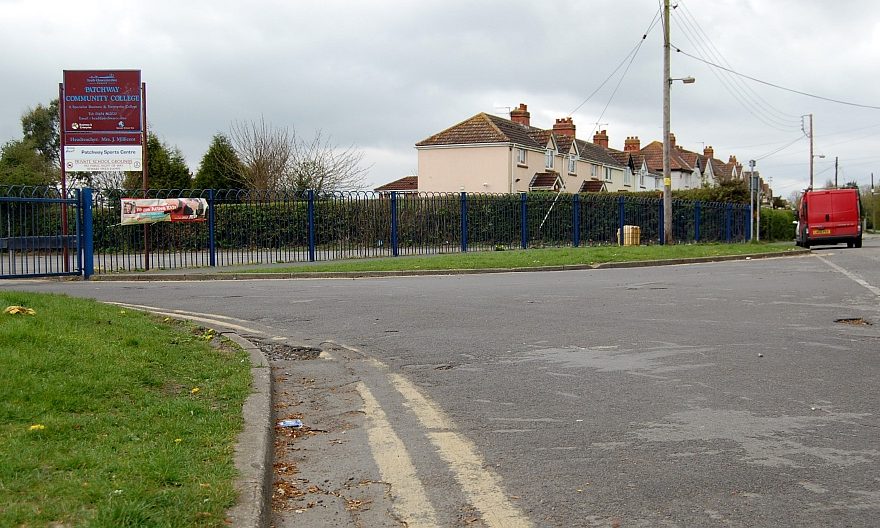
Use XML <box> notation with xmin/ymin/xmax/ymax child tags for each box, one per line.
<box><xmin>810</xmin><ymin>153</ymin><xmax>825</xmax><ymax>189</ymax></box>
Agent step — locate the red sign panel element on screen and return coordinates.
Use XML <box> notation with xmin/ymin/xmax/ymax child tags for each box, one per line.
<box><xmin>63</xmin><ymin>70</ymin><xmax>142</xmax><ymax>133</ymax></box>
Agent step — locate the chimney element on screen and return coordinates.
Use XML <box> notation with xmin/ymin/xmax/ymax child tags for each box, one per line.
<box><xmin>729</xmin><ymin>155</ymin><xmax>737</xmax><ymax>164</ymax></box>
<box><xmin>667</xmin><ymin>133</ymin><xmax>676</xmax><ymax>149</ymax></box>
<box><xmin>553</xmin><ymin>117</ymin><xmax>576</xmax><ymax>137</ymax></box>
<box><xmin>510</xmin><ymin>103</ymin><xmax>530</xmax><ymax>127</ymax></box>
<box><xmin>593</xmin><ymin>129</ymin><xmax>609</xmax><ymax>148</ymax></box>
<box><xmin>703</xmin><ymin>145</ymin><xmax>714</xmax><ymax>159</ymax></box>
<box><xmin>624</xmin><ymin>136</ymin><xmax>641</xmax><ymax>152</ymax></box>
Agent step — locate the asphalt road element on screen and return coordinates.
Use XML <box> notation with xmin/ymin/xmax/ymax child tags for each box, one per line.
<box><xmin>3</xmin><ymin>237</ymin><xmax>879</xmax><ymax>527</ymax></box>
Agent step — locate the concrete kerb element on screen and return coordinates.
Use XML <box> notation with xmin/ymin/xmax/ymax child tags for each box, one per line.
<box><xmin>87</xmin><ymin>249</ymin><xmax>811</xmax><ymax>281</ymax></box>
<box><xmin>223</xmin><ymin>332</ymin><xmax>273</xmax><ymax>528</ymax></box>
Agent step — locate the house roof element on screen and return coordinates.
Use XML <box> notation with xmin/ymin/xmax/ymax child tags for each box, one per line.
<box><xmin>529</xmin><ymin>172</ymin><xmax>563</xmax><ymax>191</ymax></box>
<box><xmin>575</xmin><ymin>139</ymin><xmax>625</xmax><ymax>167</ymax></box>
<box><xmin>374</xmin><ymin>175</ymin><xmax>418</xmax><ymax>192</ymax></box>
<box><xmin>416</xmin><ymin>112</ymin><xmax>624</xmax><ymax>168</ymax></box>
<box><xmin>416</xmin><ymin>113</ymin><xmax>546</xmax><ymax>149</ymax></box>
<box><xmin>641</xmin><ymin>140</ymin><xmax>694</xmax><ymax>173</ymax></box>
<box><xmin>579</xmin><ymin>180</ymin><xmax>607</xmax><ymax>192</ymax></box>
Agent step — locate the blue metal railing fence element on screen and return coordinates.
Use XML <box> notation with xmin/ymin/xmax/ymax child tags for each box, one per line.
<box><xmin>0</xmin><ymin>185</ymin><xmax>83</xmax><ymax>278</ymax></box>
<box><xmin>2</xmin><ymin>186</ymin><xmax>752</xmax><ymax>275</ymax></box>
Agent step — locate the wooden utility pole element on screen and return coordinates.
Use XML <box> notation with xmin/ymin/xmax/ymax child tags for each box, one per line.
<box><xmin>834</xmin><ymin>156</ymin><xmax>838</xmax><ymax>188</ymax></box>
<box><xmin>662</xmin><ymin>0</ymin><xmax>672</xmax><ymax>244</ymax></box>
<box><xmin>808</xmin><ymin>114</ymin><xmax>814</xmax><ymax>188</ymax></box>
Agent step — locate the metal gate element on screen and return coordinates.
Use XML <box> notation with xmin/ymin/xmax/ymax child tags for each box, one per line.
<box><xmin>0</xmin><ymin>188</ymin><xmax>83</xmax><ymax>279</ymax></box>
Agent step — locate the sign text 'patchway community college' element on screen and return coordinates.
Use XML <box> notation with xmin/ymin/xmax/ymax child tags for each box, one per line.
<box><xmin>61</xmin><ymin>70</ymin><xmax>144</xmax><ymax>173</ymax></box>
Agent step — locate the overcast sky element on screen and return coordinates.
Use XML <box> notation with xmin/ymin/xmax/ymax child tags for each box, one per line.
<box><xmin>3</xmin><ymin>0</ymin><xmax>880</xmax><ymax>199</ymax></box>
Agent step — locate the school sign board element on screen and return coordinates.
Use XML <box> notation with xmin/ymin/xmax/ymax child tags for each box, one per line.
<box><xmin>60</xmin><ymin>70</ymin><xmax>144</xmax><ymax>173</ymax></box>
<box><xmin>64</xmin><ymin>145</ymin><xmax>143</xmax><ymax>172</ymax></box>
<box><xmin>63</xmin><ymin>70</ymin><xmax>142</xmax><ymax>133</ymax></box>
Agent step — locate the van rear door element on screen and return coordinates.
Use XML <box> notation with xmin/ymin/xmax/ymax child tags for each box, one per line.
<box><xmin>831</xmin><ymin>191</ymin><xmax>859</xmax><ymax>236</ymax></box>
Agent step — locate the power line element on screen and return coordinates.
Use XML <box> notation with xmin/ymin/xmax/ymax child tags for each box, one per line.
<box><xmin>753</xmin><ymin>135</ymin><xmax>805</xmax><ymax>161</ymax></box>
<box><xmin>671</xmin><ymin>20</ymin><xmax>799</xmax><ymax>132</ymax></box>
<box><xmin>674</xmin><ymin>47</ymin><xmax>880</xmax><ymax>110</ymax></box>
<box><xmin>568</xmin><ymin>8</ymin><xmax>661</xmax><ymax>116</ymax></box>
<box><xmin>676</xmin><ymin>1</ymin><xmax>802</xmax><ymax>126</ymax></box>
<box><xmin>589</xmin><ymin>28</ymin><xmax>648</xmax><ymax>137</ymax></box>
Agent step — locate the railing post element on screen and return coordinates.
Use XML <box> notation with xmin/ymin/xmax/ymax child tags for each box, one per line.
<box><xmin>695</xmin><ymin>201</ymin><xmax>702</xmax><ymax>242</ymax></box>
<box><xmin>460</xmin><ymin>192</ymin><xmax>468</xmax><ymax>252</ymax></box>
<box><xmin>745</xmin><ymin>203</ymin><xmax>752</xmax><ymax>241</ymax></box>
<box><xmin>307</xmin><ymin>190</ymin><xmax>316</xmax><ymax>262</ymax></box>
<box><xmin>81</xmin><ymin>188</ymin><xmax>94</xmax><ymax>279</ymax></box>
<box><xmin>725</xmin><ymin>203</ymin><xmax>732</xmax><ymax>242</ymax></box>
<box><xmin>618</xmin><ymin>196</ymin><xmax>625</xmax><ymax>245</ymax></box>
<box><xmin>391</xmin><ymin>191</ymin><xmax>399</xmax><ymax>257</ymax></box>
<box><xmin>572</xmin><ymin>193</ymin><xmax>580</xmax><ymax>247</ymax></box>
<box><xmin>520</xmin><ymin>192</ymin><xmax>528</xmax><ymax>249</ymax></box>
<box><xmin>658</xmin><ymin>198</ymin><xmax>665</xmax><ymax>245</ymax></box>
<box><xmin>208</xmin><ymin>188</ymin><xmax>216</xmax><ymax>267</ymax></box>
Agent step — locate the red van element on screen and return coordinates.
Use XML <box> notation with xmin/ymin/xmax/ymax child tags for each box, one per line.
<box><xmin>795</xmin><ymin>188</ymin><xmax>862</xmax><ymax>248</ymax></box>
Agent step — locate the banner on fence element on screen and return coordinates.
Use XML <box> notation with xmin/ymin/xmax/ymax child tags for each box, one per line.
<box><xmin>120</xmin><ymin>198</ymin><xmax>208</xmax><ymax>225</ymax></box>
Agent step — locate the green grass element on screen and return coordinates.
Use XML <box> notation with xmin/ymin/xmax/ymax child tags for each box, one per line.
<box><xmin>0</xmin><ymin>292</ymin><xmax>252</xmax><ymax>527</ymax></box>
<box><xmin>230</xmin><ymin>242</ymin><xmax>799</xmax><ymax>274</ymax></box>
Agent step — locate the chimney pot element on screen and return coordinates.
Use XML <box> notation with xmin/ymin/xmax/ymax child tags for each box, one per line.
<box><xmin>703</xmin><ymin>145</ymin><xmax>714</xmax><ymax>158</ymax></box>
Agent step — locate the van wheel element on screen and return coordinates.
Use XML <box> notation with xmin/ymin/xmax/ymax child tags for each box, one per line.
<box><xmin>847</xmin><ymin>241</ymin><xmax>854</xmax><ymax>248</ymax></box>
<box><xmin>855</xmin><ymin>237</ymin><xmax>862</xmax><ymax>248</ymax></box>
<box><xmin>803</xmin><ymin>239</ymin><xmax>810</xmax><ymax>249</ymax></box>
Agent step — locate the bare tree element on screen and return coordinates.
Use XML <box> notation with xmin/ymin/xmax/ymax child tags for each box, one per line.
<box><xmin>228</xmin><ymin>116</ymin><xmax>294</xmax><ymax>192</ymax></box>
<box><xmin>286</xmin><ymin>130</ymin><xmax>369</xmax><ymax>192</ymax></box>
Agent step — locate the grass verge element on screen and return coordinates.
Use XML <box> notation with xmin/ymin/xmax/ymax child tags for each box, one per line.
<box><xmin>0</xmin><ymin>292</ymin><xmax>251</xmax><ymax>527</ymax></box>
<box><xmin>228</xmin><ymin>242</ymin><xmax>800</xmax><ymax>274</ymax></box>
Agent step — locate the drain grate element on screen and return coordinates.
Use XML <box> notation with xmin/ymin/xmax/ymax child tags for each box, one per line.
<box><xmin>834</xmin><ymin>318</ymin><xmax>872</xmax><ymax>326</ymax></box>
<box><xmin>259</xmin><ymin>343</ymin><xmax>322</xmax><ymax>360</ymax></box>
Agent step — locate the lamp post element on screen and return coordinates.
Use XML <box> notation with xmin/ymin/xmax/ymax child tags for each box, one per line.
<box><xmin>811</xmin><ymin>153</ymin><xmax>825</xmax><ymax>188</ymax></box>
<box><xmin>662</xmin><ymin>0</ymin><xmax>694</xmax><ymax>244</ymax></box>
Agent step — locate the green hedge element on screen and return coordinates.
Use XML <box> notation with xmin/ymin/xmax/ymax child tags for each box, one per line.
<box><xmin>758</xmin><ymin>208</ymin><xmax>795</xmax><ymax>241</ymax></box>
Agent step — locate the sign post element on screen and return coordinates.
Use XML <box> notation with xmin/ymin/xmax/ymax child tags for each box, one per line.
<box><xmin>60</xmin><ymin>70</ymin><xmax>145</xmax><ymax>271</ymax></box>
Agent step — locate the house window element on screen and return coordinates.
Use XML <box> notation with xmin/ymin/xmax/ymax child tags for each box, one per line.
<box><xmin>568</xmin><ymin>154</ymin><xmax>577</xmax><ymax>174</ymax></box>
<box><xmin>639</xmin><ymin>168</ymin><xmax>646</xmax><ymax>187</ymax></box>
<box><xmin>516</xmin><ymin>148</ymin><xmax>527</xmax><ymax>166</ymax></box>
<box><xmin>624</xmin><ymin>168</ymin><xmax>632</xmax><ymax>186</ymax></box>
<box><xmin>604</xmin><ymin>167</ymin><xmax>613</xmax><ymax>182</ymax></box>
<box><xmin>590</xmin><ymin>164</ymin><xmax>598</xmax><ymax>178</ymax></box>
<box><xmin>545</xmin><ymin>149</ymin><xmax>554</xmax><ymax>169</ymax></box>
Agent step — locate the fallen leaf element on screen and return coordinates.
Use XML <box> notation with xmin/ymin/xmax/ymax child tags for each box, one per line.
<box><xmin>5</xmin><ymin>305</ymin><xmax>36</xmax><ymax>315</ymax></box>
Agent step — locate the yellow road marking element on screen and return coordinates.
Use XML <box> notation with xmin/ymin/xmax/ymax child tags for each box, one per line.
<box><xmin>356</xmin><ymin>382</ymin><xmax>440</xmax><ymax>528</ymax></box>
<box><xmin>388</xmin><ymin>373</ymin><xmax>533</xmax><ymax>528</ymax></box>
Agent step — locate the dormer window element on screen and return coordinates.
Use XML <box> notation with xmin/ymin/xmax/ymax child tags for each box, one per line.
<box><xmin>545</xmin><ymin>148</ymin><xmax>555</xmax><ymax>169</ymax></box>
<box><xmin>567</xmin><ymin>154</ymin><xmax>577</xmax><ymax>174</ymax></box>
<box><xmin>639</xmin><ymin>167</ymin><xmax>646</xmax><ymax>187</ymax></box>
